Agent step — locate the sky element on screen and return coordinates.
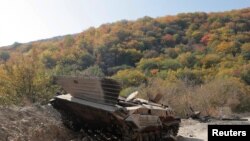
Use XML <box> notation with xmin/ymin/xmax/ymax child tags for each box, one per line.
<box><xmin>0</xmin><ymin>0</ymin><xmax>249</xmax><ymax>47</ymax></box>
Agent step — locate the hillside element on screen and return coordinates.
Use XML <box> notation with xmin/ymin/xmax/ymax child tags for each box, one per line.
<box><xmin>0</xmin><ymin>105</ymin><xmax>249</xmax><ymax>141</ymax></box>
<box><xmin>0</xmin><ymin>8</ymin><xmax>250</xmax><ymax>116</ymax></box>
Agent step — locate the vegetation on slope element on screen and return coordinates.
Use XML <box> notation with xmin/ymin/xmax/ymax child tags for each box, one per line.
<box><xmin>0</xmin><ymin>8</ymin><xmax>250</xmax><ymax>116</ymax></box>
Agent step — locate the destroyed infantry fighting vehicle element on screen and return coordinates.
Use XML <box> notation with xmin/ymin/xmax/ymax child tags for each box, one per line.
<box><xmin>50</xmin><ymin>77</ymin><xmax>181</xmax><ymax>141</ymax></box>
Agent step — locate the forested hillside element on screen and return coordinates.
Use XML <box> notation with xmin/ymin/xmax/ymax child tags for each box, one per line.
<box><xmin>0</xmin><ymin>8</ymin><xmax>250</xmax><ymax>116</ymax></box>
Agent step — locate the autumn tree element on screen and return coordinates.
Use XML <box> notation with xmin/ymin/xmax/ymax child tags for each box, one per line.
<box><xmin>0</xmin><ymin>52</ymin><xmax>56</xmax><ymax>105</ymax></box>
<box><xmin>178</xmin><ymin>52</ymin><xmax>196</xmax><ymax>68</ymax></box>
<box><xmin>241</xmin><ymin>43</ymin><xmax>250</xmax><ymax>60</ymax></box>
<box><xmin>113</xmin><ymin>69</ymin><xmax>146</xmax><ymax>88</ymax></box>
<box><xmin>201</xmin><ymin>54</ymin><xmax>220</xmax><ymax>68</ymax></box>
<box><xmin>216</xmin><ymin>41</ymin><xmax>241</xmax><ymax>56</ymax></box>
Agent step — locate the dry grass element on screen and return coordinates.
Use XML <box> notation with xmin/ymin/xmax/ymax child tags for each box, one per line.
<box><xmin>139</xmin><ymin>77</ymin><xmax>250</xmax><ymax>117</ymax></box>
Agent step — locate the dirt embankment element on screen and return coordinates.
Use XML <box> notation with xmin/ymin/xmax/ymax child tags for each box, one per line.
<box><xmin>0</xmin><ymin>105</ymin><xmax>82</xmax><ymax>141</ymax></box>
<box><xmin>0</xmin><ymin>105</ymin><xmax>249</xmax><ymax>141</ymax></box>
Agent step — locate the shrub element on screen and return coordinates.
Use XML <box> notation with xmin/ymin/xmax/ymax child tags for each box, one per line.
<box><xmin>160</xmin><ymin>59</ymin><xmax>182</xmax><ymax>70</ymax></box>
<box><xmin>194</xmin><ymin>78</ymin><xmax>250</xmax><ymax>115</ymax></box>
<box><xmin>0</xmin><ymin>55</ymin><xmax>57</xmax><ymax>105</ymax></box>
<box><xmin>77</xmin><ymin>52</ymin><xmax>95</xmax><ymax>70</ymax></box>
<box><xmin>176</xmin><ymin>69</ymin><xmax>203</xmax><ymax>85</ymax></box>
<box><xmin>107</xmin><ymin>65</ymin><xmax>132</xmax><ymax>75</ymax></box>
<box><xmin>120</xmin><ymin>87</ymin><xmax>138</xmax><ymax>97</ymax></box>
<box><xmin>143</xmin><ymin>50</ymin><xmax>159</xmax><ymax>58</ymax></box>
<box><xmin>241</xmin><ymin>43</ymin><xmax>250</xmax><ymax>60</ymax></box>
<box><xmin>201</xmin><ymin>54</ymin><xmax>220</xmax><ymax>68</ymax></box>
<box><xmin>81</xmin><ymin>65</ymin><xmax>105</xmax><ymax>77</ymax></box>
<box><xmin>137</xmin><ymin>58</ymin><xmax>161</xmax><ymax>71</ymax></box>
<box><xmin>216</xmin><ymin>41</ymin><xmax>241</xmax><ymax>56</ymax></box>
<box><xmin>0</xmin><ymin>51</ymin><xmax>10</xmax><ymax>61</ymax></box>
<box><xmin>178</xmin><ymin>52</ymin><xmax>196</xmax><ymax>68</ymax></box>
<box><xmin>112</xmin><ymin>69</ymin><xmax>146</xmax><ymax>88</ymax></box>
<box><xmin>241</xmin><ymin>69</ymin><xmax>250</xmax><ymax>85</ymax></box>
<box><xmin>192</xmin><ymin>31</ymin><xmax>203</xmax><ymax>43</ymax></box>
<box><xmin>42</xmin><ymin>55</ymin><xmax>56</xmax><ymax>69</ymax></box>
<box><xmin>165</xmin><ymin>48</ymin><xmax>178</xmax><ymax>59</ymax></box>
<box><xmin>140</xmin><ymin>77</ymin><xmax>250</xmax><ymax>117</ymax></box>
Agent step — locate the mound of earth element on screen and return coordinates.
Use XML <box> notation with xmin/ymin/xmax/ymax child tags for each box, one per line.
<box><xmin>1</xmin><ymin>105</ymin><xmax>249</xmax><ymax>141</ymax></box>
<box><xmin>0</xmin><ymin>105</ymin><xmax>83</xmax><ymax>141</ymax></box>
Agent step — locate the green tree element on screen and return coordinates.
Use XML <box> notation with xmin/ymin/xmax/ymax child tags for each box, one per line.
<box><xmin>81</xmin><ymin>65</ymin><xmax>104</xmax><ymax>77</ymax></box>
<box><xmin>216</xmin><ymin>41</ymin><xmax>241</xmax><ymax>56</ymax></box>
<box><xmin>137</xmin><ymin>58</ymin><xmax>161</xmax><ymax>71</ymax></box>
<box><xmin>112</xmin><ymin>69</ymin><xmax>146</xmax><ymax>87</ymax></box>
<box><xmin>241</xmin><ymin>43</ymin><xmax>250</xmax><ymax>60</ymax></box>
<box><xmin>63</xmin><ymin>35</ymin><xmax>75</xmax><ymax>47</ymax></box>
<box><xmin>165</xmin><ymin>48</ymin><xmax>178</xmax><ymax>59</ymax></box>
<box><xmin>160</xmin><ymin>59</ymin><xmax>182</xmax><ymax>70</ymax></box>
<box><xmin>42</xmin><ymin>55</ymin><xmax>56</xmax><ymax>69</ymax></box>
<box><xmin>0</xmin><ymin>52</ymin><xmax>10</xmax><ymax>61</ymax></box>
<box><xmin>77</xmin><ymin>52</ymin><xmax>95</xmax><ymax>70</ymax></box>
<box><xmin>178</xmin><ymin>52</ymin><xmax>196</xmax><ymax>68</ymax></box>
<box><xmin>241</xmin><ymin>69</ymin><xmax>250</xmax><ymax>85</ymax></box>
<box><xmin>201</xmin><ymin>54</ymin><xmax>220</xmax><ymax>68</ymax></box>
<box><xmin>0</xmin><ymin>53</ymin><xmax>56</xmax><ymax>105</ymax></box>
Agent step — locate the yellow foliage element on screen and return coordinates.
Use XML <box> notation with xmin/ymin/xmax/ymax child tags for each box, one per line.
<box><xmin>112</xmin><ymin>69</ymin><xmax>146</xmax><ymax>87</ymax></box>
<box><xmin>0</xmin><ymin>53</ymin><xmax>56</xmax><ymax>105</ymax></box>
<box><xmin>216</xmin><ymin>41</ymin><xmax>234</xmax><ymax>52</ymax></box>
<box><xmin>242</xmin><ymin>43</ymin><xmax>250</xmax><ymax>52</ymax></box>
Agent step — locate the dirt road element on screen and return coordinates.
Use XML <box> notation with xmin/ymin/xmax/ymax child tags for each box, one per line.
<box><xmin>177</xmin><ymin>117</ymin><xmax>250</xmax><ymax>141</ymax></box>
<box><xmin>0</xmin><ymin>105</ymin><xmax>249</xmax><ymax>141</ymax></box>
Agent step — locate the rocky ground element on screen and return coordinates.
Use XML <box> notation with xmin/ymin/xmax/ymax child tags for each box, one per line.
<box><xmin>177</xmin><ymin>117</ymin><xmax>250</xmax><ymax>141</ymax></box>
<box><xmin>0</xmin><ymin>105</ymin><xmax>80</xmax><ymax>141</ymax></box>
<box><xmin>0</xmin><ymin>105</ymin><xmax>249</xmax><ymax>141</ymax></box>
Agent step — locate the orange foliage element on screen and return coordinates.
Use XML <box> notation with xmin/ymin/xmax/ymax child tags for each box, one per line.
<box><xmin>200</xmin><ymin>34</ymin><xmax>210</xmax><ymax>45</ymax></box>
<box><xmin>150</xmin><ymin>69</ymin><xmax>159</xmax><ymax>75</ymax></box>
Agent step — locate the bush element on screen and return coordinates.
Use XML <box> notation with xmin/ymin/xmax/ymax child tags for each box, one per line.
<box><xmin>176</xmin><ymin>69</ymin><xmax>203</xmax><ymax>85</ymax></box>
<box><xmin>201</xmin><ymin>54</ymin><xmax>220</xmax><ymax>68</ymax></box>
<box><xmin>165</xmin><ymin>48</ymin><xmax>178</xmax><ymax>59</ymax></box>
<box><xmin>143</xmin><ymin>50</ymin><xmax>159</xmax><ymax>58</ymax></box>
<box><xmin>140</xmin><ymin>77</ymin><xmax>250</xmax><ymax>117</ymax></box>
<box><xmin>241</xmin><ymin>43</ymin><xmax>250</xmax><ymax>60</ymax></box>
<box><xmin>112</xmin><ymin>69</ymin><xmax>146</xmax><ymax>88</ymax></box>
<box><xmin>191</xmin><ymin>31</ymin><xmax>203</xmax><ymax>43</ymax></box>
<box><xmin>178</xmin><ymin>52</ymin><xmax>196</xmax><ymax>68</ymax></box>
<box><xmin>81</xmin><ymin>65</ymin><xmax>105</xmax><ymax>77</ymax></box>
<box><xmin>0</xmin><ymin>51</ymin><xmax>10</xmax><ymax>61</ymax></box>
<box><xmin>160</xmin><ymin>59</ymin><xmax>182</xmax><ymax>70</ymax></box>
<box><xmin>42</xmin><ymin>55</ymin><xmax>56</xmax><ymax>69</ymax></box>
<box><xmin>193</xmin><ymin>78</ymin><xmax>250</xmax><ymax>114</ymax></box>
<box><xmin>137</xmin><ymin>58</ymin><xmax>161</xmax><ymax>71</ymax></box>
<box><xmin>107</xmin><ymin>65</ymin><xmax>132</xmax><ymax>75</ymax></box>
<box><xmin>77</xmin><ymin>52</ymin><xmax>95</xmax><ymax>70</ymax></box>
<box><xmin>216</xmin><ymin>41</ymin><xmax>241</xmax><ymax>56</ymax></box>
<box><xmin>120</xmin><ymin>87</ymin><xmax>138</xmax><ymax>97</ymax></box>
<box><xmin>241</xmin><ymin>69</ymin><xmax>250</xmax><ymax>85</ymax></box>
<box><xmin>0</xmin><ymin>55</ymin><xmax>57</xmax><ymax>105</ymax></box>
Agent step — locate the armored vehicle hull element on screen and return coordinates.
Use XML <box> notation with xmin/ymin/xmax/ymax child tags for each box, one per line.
<box><xmin>51</xmin><ymin>77</ymin><xmax>180</xmax><ymax>141</ymax></box>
